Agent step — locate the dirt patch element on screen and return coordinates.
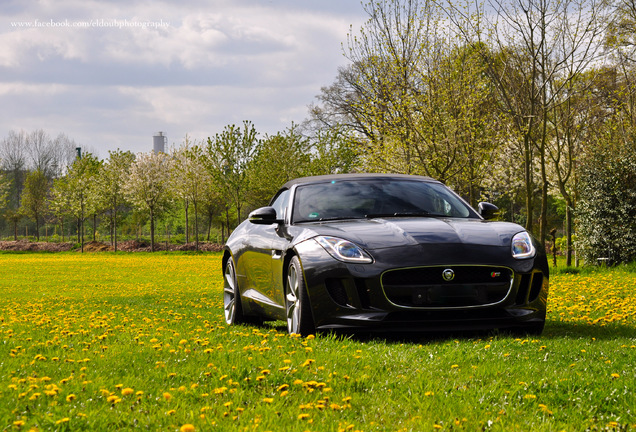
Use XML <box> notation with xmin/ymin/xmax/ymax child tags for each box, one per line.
<box><xmin>0</xmin><ymin>240</ymin><xmax>224</xmax><ymax>253</ymax></box>
<box><xmin>0</xmin><ymin>240</ymin><xmax>75</xmax><ymax>252</ymax></box>
<box><xmin>83</xmin><ymin>241</ymin><xmax>113</xmax><ymax>252</ymax></box>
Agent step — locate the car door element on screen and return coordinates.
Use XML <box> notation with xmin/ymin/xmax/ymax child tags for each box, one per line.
<box><xmin>240</xmin><ymin>190</ymin><xmax>291</xmax><ymax>319</ymax></box>
<box><xmin>269</xmin><ymin>190</ymin><xmax>292</xmax><ymax>312</ymax></box>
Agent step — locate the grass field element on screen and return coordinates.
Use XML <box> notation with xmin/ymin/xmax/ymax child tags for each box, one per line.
<box><xmin>0</xmin><ymin>253</ymin><xmax>635</xmax><ymax>431</ymax></box>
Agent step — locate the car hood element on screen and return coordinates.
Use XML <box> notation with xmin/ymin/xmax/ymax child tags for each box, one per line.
<box><xmin>298</xmin><ymin>217</ymin><xmax>525</xmax><ymax>250</ymax></box>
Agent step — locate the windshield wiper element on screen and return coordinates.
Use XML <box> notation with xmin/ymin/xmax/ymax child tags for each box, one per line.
<box><xmin>364</xmin><ymin>211</ymin><xmax>444</xmax><ymax>218</ymax></box>
<box><xmin>317</xmin><ymin>216</ymin><xmax>365</xmax><ymax>222</ymax></box>
<box><xmin>296</xmin><ymin>216</ymin><xmax>365</xmax><ymax>223</ymax></box>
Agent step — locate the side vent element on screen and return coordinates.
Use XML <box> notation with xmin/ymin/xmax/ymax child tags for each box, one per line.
<box><xmin>528</xmin><ymin>273</ymin><xmax>544</xmax><ymax>303</ymax></box>
<box><xmin>354</xmin><ymin>278</ymin><xmax>371</xmax><ymax>309</ymax></box>
<box><xmin>325</xmin><ymin>278</ymin><xmax>349</xmax><ymax>307</ymax></box>
<box><xmin>515</xmin><ymin>273</ymin><xmax>532</xmax><ymax>305</ymax></box>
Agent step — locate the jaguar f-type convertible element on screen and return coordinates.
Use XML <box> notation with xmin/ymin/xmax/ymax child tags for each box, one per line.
<box><xmin>223</xmin><ymin>174</ymin><xmax>548</xmax><ymax>336</ymax></box>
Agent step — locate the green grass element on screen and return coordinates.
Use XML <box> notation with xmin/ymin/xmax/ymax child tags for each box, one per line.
<box><xmin>0</xmin><ymin>253</ymin><xmax>634</xmax><ymax>431</ymax></box>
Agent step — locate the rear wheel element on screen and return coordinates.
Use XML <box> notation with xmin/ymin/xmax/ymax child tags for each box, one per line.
<box><xmin>223</xmin><ymin>257</ymin><xmax>244</xmax><ymax>325</ymax></box>
<box><xmin>285</xmin><ymin>256</ymin><xmax>315</xmax><ymax>336</ymax></box>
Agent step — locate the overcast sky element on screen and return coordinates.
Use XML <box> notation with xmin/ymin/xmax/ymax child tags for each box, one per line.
<box><xmin>0</xmin><ymin>0</ymin><xmax>367</xmax><ymax>157</ymax></box>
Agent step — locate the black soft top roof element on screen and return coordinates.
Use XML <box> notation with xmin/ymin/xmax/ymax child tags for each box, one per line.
<box><xmin>280</xmin><ymin>173</ymin><xmax>438</xmax><ymax>190</ymax></box>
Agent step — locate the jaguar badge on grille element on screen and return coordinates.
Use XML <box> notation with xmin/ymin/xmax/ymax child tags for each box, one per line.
<box><xmin>442</xmin><ymin>268</ymin><xmax>455</xmax><ymax>281</ymax></box>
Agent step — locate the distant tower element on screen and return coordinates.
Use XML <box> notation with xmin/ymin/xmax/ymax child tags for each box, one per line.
<box><xmin>153</xmin><ymin>132</ymin><xmax>167</xmax><ymax>153</ymax></box>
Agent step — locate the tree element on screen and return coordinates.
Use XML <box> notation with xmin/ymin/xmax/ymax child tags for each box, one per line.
<box><xmin>577</xmin><ymin>147</ymin><xmax>636</xmax><ymax>264</ymax></box>
<box><xmin>312</xmin><ymin>0</ymin><xmax>501</xmax><ymax>205</ymax></box>
<box><xmin>62</xmin><ymin>153</ymin><xmax>102</xmax><ymax>251</ymax></box>
<box><xmin>0</xmin><ymin>130</ymin><xmax>28</xmax><ymax>214</ymax></box>
<box><xmin>447</xmin><ymin>0</ymin><xmax>610</xmax><ymax>243</ymax></box>
<box><xmin>26</xmin><ymin>129</ymin><xmax>56</xmax><ymax>178</ymax></box>
<box><xmin>171</xmin><ymin>139</ymin><xmax>211</xmax><ymax>251</ymax></box>
<box><xmin>247</xmin><ymin>125</ymin><xmax>312</xmax><ymax>208</ymax></box>
<box><xmin>305</xmin><ymin>126</ymin><xmax>359</xmax><ymax>177</ymax></box>
<box><xmin>123</xmin><ymin>151</ymin><xmax>173</xmax><ymax>252</ymax></box>
<box><xmin>19</xmin><ymin>169</ymin><xmax>49</xmax><ymax>240</ymax></box>
<box><xmin>206</xmin><ymin>121</ymin><xmax>259</xmax><ymax>230</ymax></box>
<box><xmin>49</xmin><ymin>175</ymin><xmax>72</xmax><ymax>242</ymax></box>
<box><xmin>95</xmin><ymin>150</ymin><xmax>135</xmax><ymax>252</ymax></box>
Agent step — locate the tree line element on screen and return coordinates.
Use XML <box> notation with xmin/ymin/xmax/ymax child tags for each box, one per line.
<box><xmin>308</xmin><ymin>0</ymin><xmax>636</xmax><ymax>265</ymax></box>
<box><xmin>0</xmin><ymin>123</ymin><xmax>356</xmax><ymax>252</ymax></box>
<box><xmin>4</xmin><ymin>0</ymin><xmax>636</xmax><ymax>263</ymax></box>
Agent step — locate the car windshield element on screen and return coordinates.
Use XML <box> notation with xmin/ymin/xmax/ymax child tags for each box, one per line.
<box><xmin>292</xmin><ymin>179</ymin><xmax>475</xmax><ymax>223</ymax></box>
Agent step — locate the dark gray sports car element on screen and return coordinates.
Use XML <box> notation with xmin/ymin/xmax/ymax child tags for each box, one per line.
<box><xmin>223</xmin><ymin>174</ymin><xmax>548</xmax><ymax>336</ymax></box>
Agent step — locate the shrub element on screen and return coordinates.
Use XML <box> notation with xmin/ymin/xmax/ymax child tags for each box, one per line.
<box><xmin>577</xmin><ymin>151</ymin><xmax>636</xmax><ymax>264</ymax></box>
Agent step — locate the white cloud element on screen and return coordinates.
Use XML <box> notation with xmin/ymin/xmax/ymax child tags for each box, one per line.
<box><xmin>0</xmin><ymin>0</ymin><xmax>366</xmax><ymax>156</ymax></box>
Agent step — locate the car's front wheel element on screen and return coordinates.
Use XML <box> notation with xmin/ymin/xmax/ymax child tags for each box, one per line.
<box><xmin>223</xmin><ymin>257</ymin><xmax>244</xmax><ymax>325</ymax></box>
<box><xmin>285</xmin><ymin>256</ymin><xmax>315</xmax><ymax>336</ymax></box>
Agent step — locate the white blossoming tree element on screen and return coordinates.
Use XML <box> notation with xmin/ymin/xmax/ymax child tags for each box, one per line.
<box><xmin>94</xmin><ymin>150</ymin><xmax>135</xmax><ymax>252</ymax></box>
<box><xmin>123</xmin><ymin>151</ymin><xmax>173</xmax><ymax>252</ymax></box>
<box><xmin>170</xmin><ymin>138</ymin><xmax>211</xmax><ymax>251</ymax></box>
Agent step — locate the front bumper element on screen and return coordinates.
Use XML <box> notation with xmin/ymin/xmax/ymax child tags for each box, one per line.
<box><xmin>295</xmin><ymin>240</ymin><xmax>549</xmax><ymax>333</ymax></box>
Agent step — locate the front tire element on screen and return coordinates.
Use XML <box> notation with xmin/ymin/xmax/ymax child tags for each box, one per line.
<box><xmin>224</xmin><ymin>257</ymin><xmax>244</xmax><ymax>325</ymax></box>
<box><xmin>285</xmin><ymin>256</ymin><xmax>315</xmax><ymax>336</ymax></box>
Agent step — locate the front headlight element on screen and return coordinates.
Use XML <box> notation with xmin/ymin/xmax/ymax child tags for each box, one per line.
<box><xmin>512</xmin><ymin>231</ymin><xmax>536</xmax><ymax>259</ymax></box>
<box><xmin>315</xmin><ymin>236</ymin><xmax>373</xmax><ymax>264</ymax></box>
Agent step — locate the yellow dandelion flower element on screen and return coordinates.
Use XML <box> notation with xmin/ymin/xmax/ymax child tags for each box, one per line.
<box><xmin>263</xmin><ymin>398</ymin><xmax>274</xmax><ymax>403</ymax></box>
<box><xmin>121</xmin><ymin>388</ymin><xmax>134</xmax><ymax>396</ymax></box>
<box><xmin>298</xmin><ymin>413</ymin><xmax>310</xmax><ymax>420</ymax></box>
<box><xmin>66</xmin><ymin>394</ymin><xmax>76</xmax><ymax>402</ymax></box>
<box><xmin>163</xmin><ymin>392</ymin><xmax>172</xmax><ymax>400</ymax></box>
<box><xmin>55</xmin><ymin>418</ymin><xmax>70</xmax><ymax>425</ymax></box>
<box><xmin>524</xmin><ymin>394</ymin><xmax>537</xmax><ymax>399</ymax></box>
<box><xmin>611</xmin><ymin>373</ymin><xmax>620</xmax><ymax>379</ymax></box>
<box><xmin>166</xmin><ymin>409</ymin><xmax>176</xmax><ymax>415</ymax></box>
<box><xmin>180</xmin><ymin>425</ymin><xmax>195</xmax><ymax>432</ymax></box>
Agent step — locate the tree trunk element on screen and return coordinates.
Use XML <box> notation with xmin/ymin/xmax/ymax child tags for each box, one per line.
<box><xmin>207</xmin><ymin>211</ymin><xmax>212</xmax><ymax>242</ymax></box>
<box><xmin>114</xmin><ymin>207</ymin><xmax>118</xmax><ymax>252</ymax></box>
<box><xmin>185</xmin><ymin>200</ymin><xmax>189</xmax><ymax>244</ymax></box>
<box><xmin>194</xmin><ymin>200</ymin><xmax>199</xmax><ymax>252</ymax></box>
<box><xmin>150</xmin><ymin>208</ymin><xmax>155</xmax><ymax>252</ymax></box>
<box><xmin>565</xmin><ymin>201</ymin><xmax>573</xmax><ymax>267</ymax></box>
<box><xmin>522</xmin><ymin>130</ymin><xmax>534</xmax><ymax>234</ymax></box>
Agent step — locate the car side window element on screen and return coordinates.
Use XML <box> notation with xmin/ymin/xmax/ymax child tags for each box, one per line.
<box><xmin>270</xmin><ymin>190</ymin><xmax>290</xmax><ymax>220</ymax></box>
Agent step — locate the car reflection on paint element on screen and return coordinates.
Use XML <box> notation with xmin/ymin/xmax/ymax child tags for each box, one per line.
<box><xmin>223</xmin><ymin>174</ymin><xmax>549</xmax><ymax>336</ymax></box>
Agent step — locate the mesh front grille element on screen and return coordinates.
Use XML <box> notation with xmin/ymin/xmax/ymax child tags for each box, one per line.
<box><xmin>382</xmin><ymin>266</ymin><xmax>512</xmax><ymax>308</ymax></box>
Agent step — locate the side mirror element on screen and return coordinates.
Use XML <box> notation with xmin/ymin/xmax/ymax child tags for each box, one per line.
<box><xmin>249</xmin><ymin>206</ymin><xmax>281</xmax><ymax>225</ymax></box>
<box><xmin>478</xmin><ymin>202</ymin><xmax>499</xmax><ymax>220</ymax></box>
